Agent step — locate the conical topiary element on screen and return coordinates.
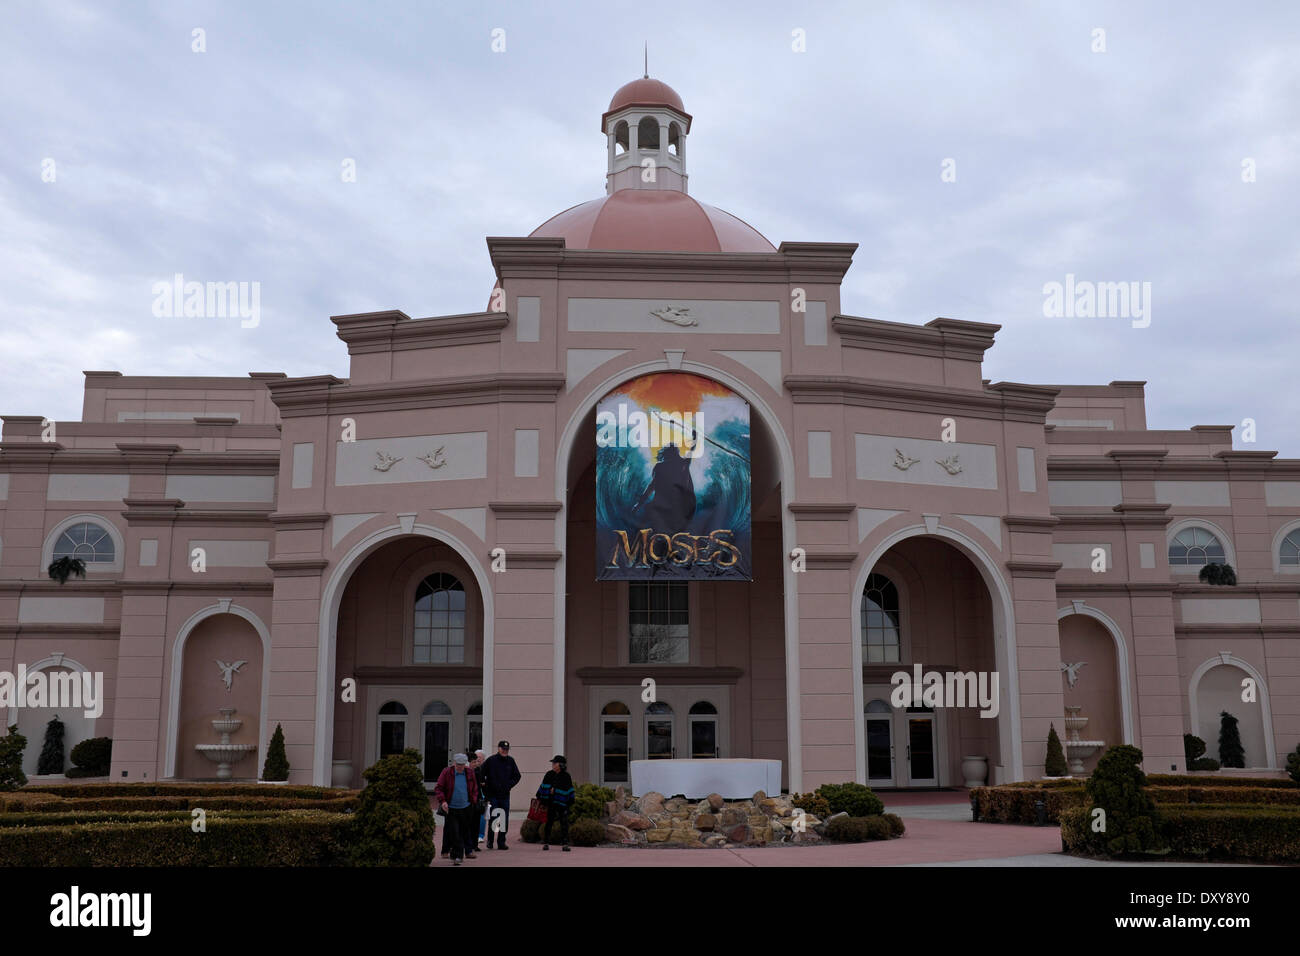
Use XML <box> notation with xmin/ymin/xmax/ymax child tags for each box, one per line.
<box><xmin>1218</xmin><ymin>711</ymin><xmax>1245</xmax><ymax>768</ymax></box>
<box><xmin>1083</xmin><ymin>745</ymin><xmax>1164</xmax><ymax>856</ymax></box>
<box><xmin>262</xmin><ymin>723</ymin><xmax>289</xmax><ymax>781</ymax></box>
<box><xmin>36</xmin><ymin>715</ymin><xmax>65</xmax><ymax>775</ymax></box>
<box><xmin>1044</xmin><ymin>723</ymin><xmax>1068</xmax><ymax>777</ymax></box>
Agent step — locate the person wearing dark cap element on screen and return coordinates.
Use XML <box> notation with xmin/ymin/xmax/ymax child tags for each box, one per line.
<box><xmin>536</xmin><ymin>754</ymin><xmax>576</xmax><ymax>851</ymax></box>
<box><xmin>433</xmin><ymin>752</ymin><xmax>481</xmax><ymax>865</ymax></box>
<box><xmin>481</xmin><ymin>740</ymin><xmax>521</xmax><ymax>850</ymax></box>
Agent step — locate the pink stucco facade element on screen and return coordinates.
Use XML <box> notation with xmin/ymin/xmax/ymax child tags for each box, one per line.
<box><xmin>2</xmin><ymin>78</ymin><xmax>1297</xmax><ymax>795</ymax></box>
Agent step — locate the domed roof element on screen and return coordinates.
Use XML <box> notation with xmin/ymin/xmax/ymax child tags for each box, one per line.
<box><xmin>607</xmin><ymin>77</ymin><xmax>685</xmax><ymax>115</ymax></box>
<box><xmin>530</xmin><ymin>190</ymin><xmax>774</xmax><ymax>253</ymax></box>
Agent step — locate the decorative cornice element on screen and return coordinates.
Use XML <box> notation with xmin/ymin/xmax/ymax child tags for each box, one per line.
<box><xmin>1005</xmin><ymin>559</ymin><xmax>1063</xmax><ymax>578</ymax></box>
<box><xmin>801</xmin><ymin>549</ymin><xmax>861</xmax><ymax>569</ymax></box>
<box><xmin>171</xmin><ymin>510</ymin><xmax>274</xmax><ymax>525</ymax></box>
<box><xmin>267</xmin><ymin>372</ymin><xmax>566</xmax><ymax>418</ymax></box>
<box><xmin>1047</xmin><ymin>454</ymin><xmax>1300</xmax><ymax>480</ymax></box>
<box><xmin>354</xmin><ymin>665</ymin><xmax>484</xmax><ymax>685</ymax></box>
<box><xmin>265</xmin><ymin>558</ymin><xmax>329</xmax><ymax>576</ymax></box>
<box><xmin>267</xmin><ymin>512</ymin><xmax>331</xmax><ymax>528</ymax></box>
<box><xmin>0</xmin><ymin>441</ymin><xmax>62</xmax><ymax>471</ymax></box>
<box><xmin>831</xmin><ymin>315</ymin><xmax>1001</xmax><ymax>362</ymax></box>
<box><xmin>575</xmin><ymin>665</ymin><xmax>744</xmax><ymax>685</ymax></box>
<box><xmin>0</xmin><ymin>624</ymin><xmax>121</xmax><ymax>636</ymax></box>
<box><xmin>1052</xmin><ymin>504</ymin><xmax>1172</xmax><ymax>529</ymax></box>
<box><xmin>121</xmin><ymin>498</ymin><xmax>186</xmax><ymax>526</ymax></box>
<box><xmin>1175</xmin><ymin>623</ymin><xmax>1300</xmax><ymax>635</ymax></box>
<box><xmin>502</xmin><ymin>550</ymin><xmax>563</xmax><ymax>568</ymax></box>
<box><xmin>1003</xmin><ymin>514</ymin><xmax>1060</xmax><ymax>532</ymax></box>
<box><xmin>788</xmin><ymin>502</ymin><xmax>856</xmax><ymax>518</ymax></box>
<box><xmin>488</xmin><ymin>501</ymin><xmax>563</xmax><ymax>517</ymax></box>
<box><xmin>332</xmin><ymin>309</ymin><xmax>509</xmax><ymax>355</ymax></box>
<box><xmin>784</xmin><ymin>375</ymin><xmax>1058</xmax><ymax>423</ymax></box>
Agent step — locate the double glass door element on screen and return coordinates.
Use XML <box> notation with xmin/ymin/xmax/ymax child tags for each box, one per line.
<box><xmin>864</xmin><ymin>689</ymin><xmax>940</xmax><ymax>787</ymax></box>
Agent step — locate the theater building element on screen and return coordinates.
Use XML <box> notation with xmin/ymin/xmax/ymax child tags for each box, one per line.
<box><xmin>2</xmin><ymin>76</ymin><xmax>1298</xmax><ymax>794</ymax></box>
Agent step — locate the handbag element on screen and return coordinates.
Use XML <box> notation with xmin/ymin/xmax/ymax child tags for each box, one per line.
<box><xmin>527</xmin><ymin>798</ymin><xmax>548</xmax><ymax>824</ymax></box>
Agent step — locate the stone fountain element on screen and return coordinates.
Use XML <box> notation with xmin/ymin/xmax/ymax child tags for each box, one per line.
<box><xmin>1063</xmin><ymin>705</ymin><xmax>1105</xmax><ymax>775</ymax></box>
<box><xmin>195</xmin><ymin>707</ymin><xmax>257</xmax><ymax>779</ymax></box>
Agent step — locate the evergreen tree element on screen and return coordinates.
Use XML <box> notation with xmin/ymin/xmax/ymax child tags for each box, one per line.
<box><xmin>0</xmin><ymin>725</ymin><xmax>27</xmax><ymax>791</ymax></box>
<box><xmin>1218</xmin><ymin>711</ymin><xmax>1245</xmax><ymax>768</ymax></box>
<box><xmin>36</xmin><ymin>715</ymin><xmax>65</xmax><ymax>775</ymax></box>
<box><xmin>1044</xmin><ymin>723</ymin><xmax>1068</xmax><ymax>777</ymax></box>
<box><xmin>1084</xmin><ymin>745</ymin><xmax>1164</xmax><ymax>856</ymax></box>
<box><xmin>262</xmin><ymin>723</ymin><xmax>289</xmax><ymax>781</ymax></box>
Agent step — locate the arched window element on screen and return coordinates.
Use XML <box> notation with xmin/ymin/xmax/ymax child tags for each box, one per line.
<box><xmin>688</xmin><ymin>701</ymin><xmax>717</xmax><ymax>759</ymax></box>
<box><xmin>602</xmin><ymin>701</ymin><xmax>630</xmax><ymax>715</ymax></box>
<box><xmin>1280</xmin><ymin>529</ymin><xmax>1300</xmax><ymax>566</ymax></box>
<box><xmin>638</xmin><ymin>116</ymin><xmax>660</xmax><ymax>150</ymax></box>
<box><xmin>688</xmin><ymin>701</ymin><xmax>716</xmax><ymax>715</ymax></box>
<box><xmin>422</xmin><ymin>700</ymin><xmax>452</xmax><ymax>716</ymax></box>
<box><xmin>1169</xmin><ymin>527</ymin><xmax>1225</xmax><ymax>567</ymax></box>
<box><xmin>53</xmin><ymin>522</ymin><xmax>116</xmax><ymax>564</ymax></box>
<box><xmin>614</xmin><ymin>120</ymin><xmax>629</xmax><ymax>154</ymax></box>
<box><xmin>861</xmin><ymin>573</ymin><xmax>901</xmax><ymax>663</ymax></box>
<box><xmin>379</xmin><ymin>701</ymin><xmax>408</xmax><ymax>715</ymax></box>
<box><xmin>668</xmin><ymin>121</ymin><xmax>681</xmax><ymax>156</ymax></box>
<box><xmin>413</xmin><ymin>573</ymin><xmax>466</xmax><ymax>663</ymax></box>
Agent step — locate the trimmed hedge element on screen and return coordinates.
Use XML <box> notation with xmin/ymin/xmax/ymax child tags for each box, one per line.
<box><xmin>2</xmin><ymin>792</ymin><xmax>357</xmax><ymax>813</ymax></box>
<box><xmin>1145</xmin><ymin>774</ymin><xmax>1297</xmax><ymax>789</ymax></box>
<box><xmin>825</xmin><ymin>814</ymin><xmax>899</xmax><ymax>842</ymax></box>
<box><xmin>0</xmin><ymin>810</ymin><xmax>351</xmax><ymax>866</ymax></box>
<box><xmin>0</xmin><ymin>809</ymin><xmax>324</xmax><ymax>828</ymax></box>
<box><xmin>972</xmin><ymin>785</ymin><xmax>1086</xmax><ymax>824</ymax></box>
<box><xmin>568</xmin><ymin>817</ymin><xmax>606</xmax><ymax>846</ymax></box>
<box><xmin>19</xmin><ymin>782</ymin><xmax>354</xmax><ymax>799</ymax></box>
<box><xmin>1147</xmin><ymin>786</ymin><xmax>1300</xmax><ymax>806</ymax></box>
<box><xmin>1062</xmin><ymin>804</ymin><xmax>1300</xmax><ymax>863</ymax></box>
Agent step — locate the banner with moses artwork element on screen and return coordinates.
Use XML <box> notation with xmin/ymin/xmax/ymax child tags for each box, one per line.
<box><xmin>595</xmin><ymin>372</ymin><xmax>751</xmax><ymax>581</ymax></box>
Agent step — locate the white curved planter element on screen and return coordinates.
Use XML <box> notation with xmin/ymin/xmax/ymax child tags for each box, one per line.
<box><xmin>961</xmin><ymin>755</ymin><xmax>989</xmax><ymax>788</ymax></box>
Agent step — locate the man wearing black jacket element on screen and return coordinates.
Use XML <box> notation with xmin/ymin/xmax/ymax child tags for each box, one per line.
<box><xmin>480</xmin><ymin>740</ymin><xmax>522</xmax><ymax>850</ymax></box>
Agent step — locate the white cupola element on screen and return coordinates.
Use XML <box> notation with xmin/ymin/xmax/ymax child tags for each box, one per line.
<box><xmin>602</xmin><ymin>75</ymin><xmax>691</xmax><ymax>195</ymax></box>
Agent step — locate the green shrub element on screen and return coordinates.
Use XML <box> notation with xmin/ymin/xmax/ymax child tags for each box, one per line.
<box><xmin>1183</xmin><ymin>734</ymin><xmax>1220</xmax><ymax>770</ymax></box>
<box><xmin>347</xmin><ymin>749</ymin><xmax>435</xmax><ymax>867</ymax></box>
<box><xmin>1064</xmin><ymin>804</ymin><xmax>1300</xmax><ymax>863</ymax></box>
<box><xmin>20</xmin><ymin>782</ymin><xmax>353</xmax><ymax>799</ymax></box>
<box><xmin>0</xmin><ymin>810</ymin><xmax>349</xmax><ymax>866</ymax></box>
<box><xmin>1148</xmin><ymin>786</ymin><xmax>1300</xmax><ymax>807</ymax></box>
<box><xmin>568</xmin><ymin>817</ymin><xmax>606</xmax><ymax>846</ymax></box>
<box><xmin>882</xmin><ymin>812</ymin><xmax>906</xmax><ymax>837</ymax></box>
<box><xmin>262</xmin><ymin>724</ymin><xmax>289</xmax><ymax>781</ymax></box>
<box><xmin>68</xmin><ymin>737</ymin><xmax>112</xmax><ymax>777</ymax></box>
<box><xmin>1081</xmin><ymin>745</ymin><xmax>1164</xmax><ymax>856</ymax></box>
<box><xmin>1045</xmin><ymin>724</ymin><xmax>1068</xmax><ymax>777</ymax></box>
<box><xmin>0</xmin><ymin>726</ymin><xmax>27</xmax><ymax>792</ymax></box>
<box><xmin>1218</xmin><ymin>711</ymin><xmax>1245</xmax><ymax>768</ymax></box>
<box><xmin>791</xmin><ymin>791</ymin><xmax>831</xmax><ymax>819</ymax></box>
<box><xmin>825</xmin><ymin>815</ymin><xmax>895</xmax><ymax>842</ymax></box>
<box><xmin>816</xmin><ymin>782</ymin><xmax>884</xmax><ymax>817</ymax></box>
<box><xmin>1145</xmin><ymin>774</ymin><xmax>1295</xmax><ymax>789</ymax></box>
<box><xmin>519</xmin><ymin>818</ymin><xmax>542</xmax><ymax>843</ymax></box>
<box><xmin>1288</xmin><ymin>744</ymin><xmax>1300</xmax><ymax>785</ymax></box>
<box><xmin>570</xmin><ymin>782</ymin><xmax>614</xmax><ymax>822</ymax></box>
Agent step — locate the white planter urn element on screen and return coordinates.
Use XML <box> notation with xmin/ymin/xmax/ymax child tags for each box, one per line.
<box><xmin>331</xmin><ymin>759</ymin><xmax>353</xmax><ymax>788</ymax></box>
<box><xmin>961</xmin><ymin>755</ymin><xmax>989</xmax><ymax>788</ymax></box>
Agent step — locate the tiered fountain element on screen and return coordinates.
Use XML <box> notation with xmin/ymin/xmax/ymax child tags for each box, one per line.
<box><xmin>195</xmin><ymin>707</ymin><xmax>258</xmax><ymax>779</ymax></box>
<box><xmin>1063</xmin><ymin>705</ymin><xmax>1106</xmax><ymax>775</ymax></box>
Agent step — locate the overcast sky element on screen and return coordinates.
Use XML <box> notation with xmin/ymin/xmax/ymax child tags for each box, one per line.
<box><xmin>3</xmin><ymin>1</ymin><xmax>1297</xmax><ymax>453</ymax></box>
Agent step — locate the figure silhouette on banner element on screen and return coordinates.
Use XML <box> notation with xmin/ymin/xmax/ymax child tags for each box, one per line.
<box><xmin>633</xmin><ymin>443</ymin><xmax>696</xmax><ymax>531</ymax></box>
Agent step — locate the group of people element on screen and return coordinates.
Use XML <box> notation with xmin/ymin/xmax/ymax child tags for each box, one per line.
<box><xmin>431</xmin><ymin>743</ymin><xmax>578</xmax><ymax>863</ymax></box>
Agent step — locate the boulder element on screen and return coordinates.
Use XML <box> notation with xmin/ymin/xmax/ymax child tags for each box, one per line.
<box><xmin>604</xmin><ymin>800</ymin><xmax>619</xmax><ymax>819</ymax></box>
<box><xmin>614</xmin><ymin>785</ymin><xmax>628</xmax><ymax>809</ymax></box>
<box><xmin>793</xmin><ymin>830</ymin><xmax>823</xmax><ymax>845</ymax></box>
<box><xmin>719</xmin><ymin>808</ymin><xmax>747</xmax><ymax>827</ymax></box>
<box><xmin>645</xmin><ymin>828</ymin><xmax>671</xmax><ymax>843</ymax></box>
<box><xmin>707</xmin><ymin>792</ymin><xmax>725</xmax><ymax>810</ymax></box>
<box><xmin>667</xmin><ymin>828</ymin><xmax>701</xmax><ymax>845</ymax></box>
<box><xmin>724</xmin><ymin>824</ymin><xmax>750</xmax><ymax>843</ymax></box>
<box><xmin>639</xmin><ymin>791</ymin><xmax>665</xmax><ymax>816</ymax></box>
<box><xmin>664</xmin><ymin>798</ymin><xmax>687</xmax><ymax>812</ymax></box>
<box><xmin>694</xmin><ymin>813</ymin><xmax>716</xmax><ymax>831</ymax></box>
<box><xmin>752</xmin><ymin>790</ymin><xmax>768</xmax><ymax>803</ymax></box>
<box><xmin>612</xmin><ymin>810</ymin><xmax>653</xmax><ymax>830</ymax></box>
<box><xmin>704</xmin><ymin>834</ymin><xmax>729</xmax><ymax>848</ymax></box>
<box><xmin>605</xmin><ymin>823</ymin><xmax>638</xmax><ymax>845</ymax></box>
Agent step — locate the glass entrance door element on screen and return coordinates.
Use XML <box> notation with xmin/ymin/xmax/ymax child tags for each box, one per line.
<box><xmin>689</xmin><ymin>716</ymin><xmax>717</xmax><ymax>759</ymax></box>
<box><xmin>905</xmin><ymin>712</ymin><xmax>938</xmax><ymax>786</ymax></box>
<box><xmin>865</xmin><ymin>699</ymin><xmax>894</xmax><ymax>786</ymax></box>
<box><xmin>601</xmin><ymin>716</ymin><xmax>630</xmax><ymax>785</ymax></box>
<box><xmin>422</xmin><ymin>719</ymin><xmax>450</xmax><ymax>788</ymax></box>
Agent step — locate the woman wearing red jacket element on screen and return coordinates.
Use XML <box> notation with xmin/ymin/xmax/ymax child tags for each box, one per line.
<box><xmin>433</xmin><ymin>752</ymin><xmax>482</xmax><ymax>865</ymax></box>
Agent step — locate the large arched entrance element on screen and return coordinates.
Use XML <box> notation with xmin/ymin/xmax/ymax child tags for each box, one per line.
<box><xmin>853</xmin><ymin>526</ymin><xmax>1022</xmax><ymax>785</ymax></box>
<box><xmin>555</xmin><ymin>364</ymin><xmax>793</xmax><ymax>788</ymax></box>
<box><xmin>315</xmin><ymin>526</ymin><xmax>492</xmax><ymax>788</ymax></box>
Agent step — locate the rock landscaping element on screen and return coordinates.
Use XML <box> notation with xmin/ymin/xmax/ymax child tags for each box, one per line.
<box><xmin>600</xmin><ymin>787</ymin><xmax>835</xmax><ymax>847</ymax></box>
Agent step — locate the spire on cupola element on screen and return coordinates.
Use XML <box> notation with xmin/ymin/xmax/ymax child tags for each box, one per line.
<box><xmin>602</xmin><ymin>73</ymin><xmax>691</xmax><ymax>195</ymax></box>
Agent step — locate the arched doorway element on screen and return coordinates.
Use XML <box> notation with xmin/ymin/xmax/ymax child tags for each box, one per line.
<box><xmin>326</xmin><ymin>534</ymin><xmax>486</xmax><ymax>789</ymax></box>
<box><xmin>558</xmin><ymin>364</ymin><xmax>792</xmax><ymax>786</ymax></box>
<box><xmin>853</xmin><ymin>529</ymin><xmax>1019</xmax><ymax>785</ymax></box>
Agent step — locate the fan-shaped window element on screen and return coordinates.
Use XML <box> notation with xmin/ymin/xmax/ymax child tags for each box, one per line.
<box><xmin>861</xmin><ymin>573</ymin><xmax>901</xmax><ymax>663</ymax></box>
<box><xmin>602</xmin><ymin>701</ymin><xmax>630</xmax><ymax>715</ymax></box>
<box><xmin>52</xmin><ymin>522</ymin><xmax>115</xmax><ymax>564</ymax></box>
<box><xmin>866</xmin><ymin>699</ymin><xmax>891</xmax><ymax>714</ymax></box>
<box><xmin>422</xmin><ymin>700</ymin><xmax>452</xmax><ymax>716</ymax></box>
<box><xmin>638</xmin><ymin>116</ymin><xmax>660</xmax><ymax>150</ymax></box>
<box><xmin>647</xmin><ymin>701</ymin><xmax>674</xmax><ymax>715</ymax></box>
<box><xmin>379</xmin><ymin>701</ymin><xmax>407</xmax><ymax>715</ymax></box>
<box><xmin>614</xmin><ymin>120</ymin><xmax>629</xmax><ymax>154</ymax></box>
<box><xmin>668</xmin><ymin>121</ymin><xmax>681</xmax><ymax>156</ymax></box>
<box><xmin>414</xmin><ymin>573</ymin><xmax>466</xmax><ymax>663</ymax></box>
<box><xmin>689</xmin><ymin>701</ymin><xmax>716</xmax><ymax>715</ymax></box>
<box><xmin>1169</xmin><ymin>527</ymin><xmax>1225</xmax><ymax>567</ymax></box>
<box><xmin>1280</xmin><ymin>530</ymin><xmax>1300</xmax><ymax>566</ymax></box>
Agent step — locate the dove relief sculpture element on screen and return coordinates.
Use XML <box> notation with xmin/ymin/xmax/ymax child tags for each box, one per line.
<box><xmin>373</xmin><ymin>451</ymin><xmax>403</xmax><ymax>472</ymax></box>
<box><xmin>650</xmin><ymin>306</ymin><xmax>697</xmax><ymax>327</ymax></box>
<box><xmin>419</xmin><ymin>447</ymin><xmax>447</xmax><ymax>469</ymax></box>
<box><xmin>893</xmin><ymin>449</ymin><xmax>920</xmax><ymax>471</ymax></box>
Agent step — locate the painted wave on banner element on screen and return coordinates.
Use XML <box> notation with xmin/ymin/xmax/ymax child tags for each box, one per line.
<box><xmin>595</xmin><ymin>372</ymin><xmax>751</xmax><ymax>580</ymax></box>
